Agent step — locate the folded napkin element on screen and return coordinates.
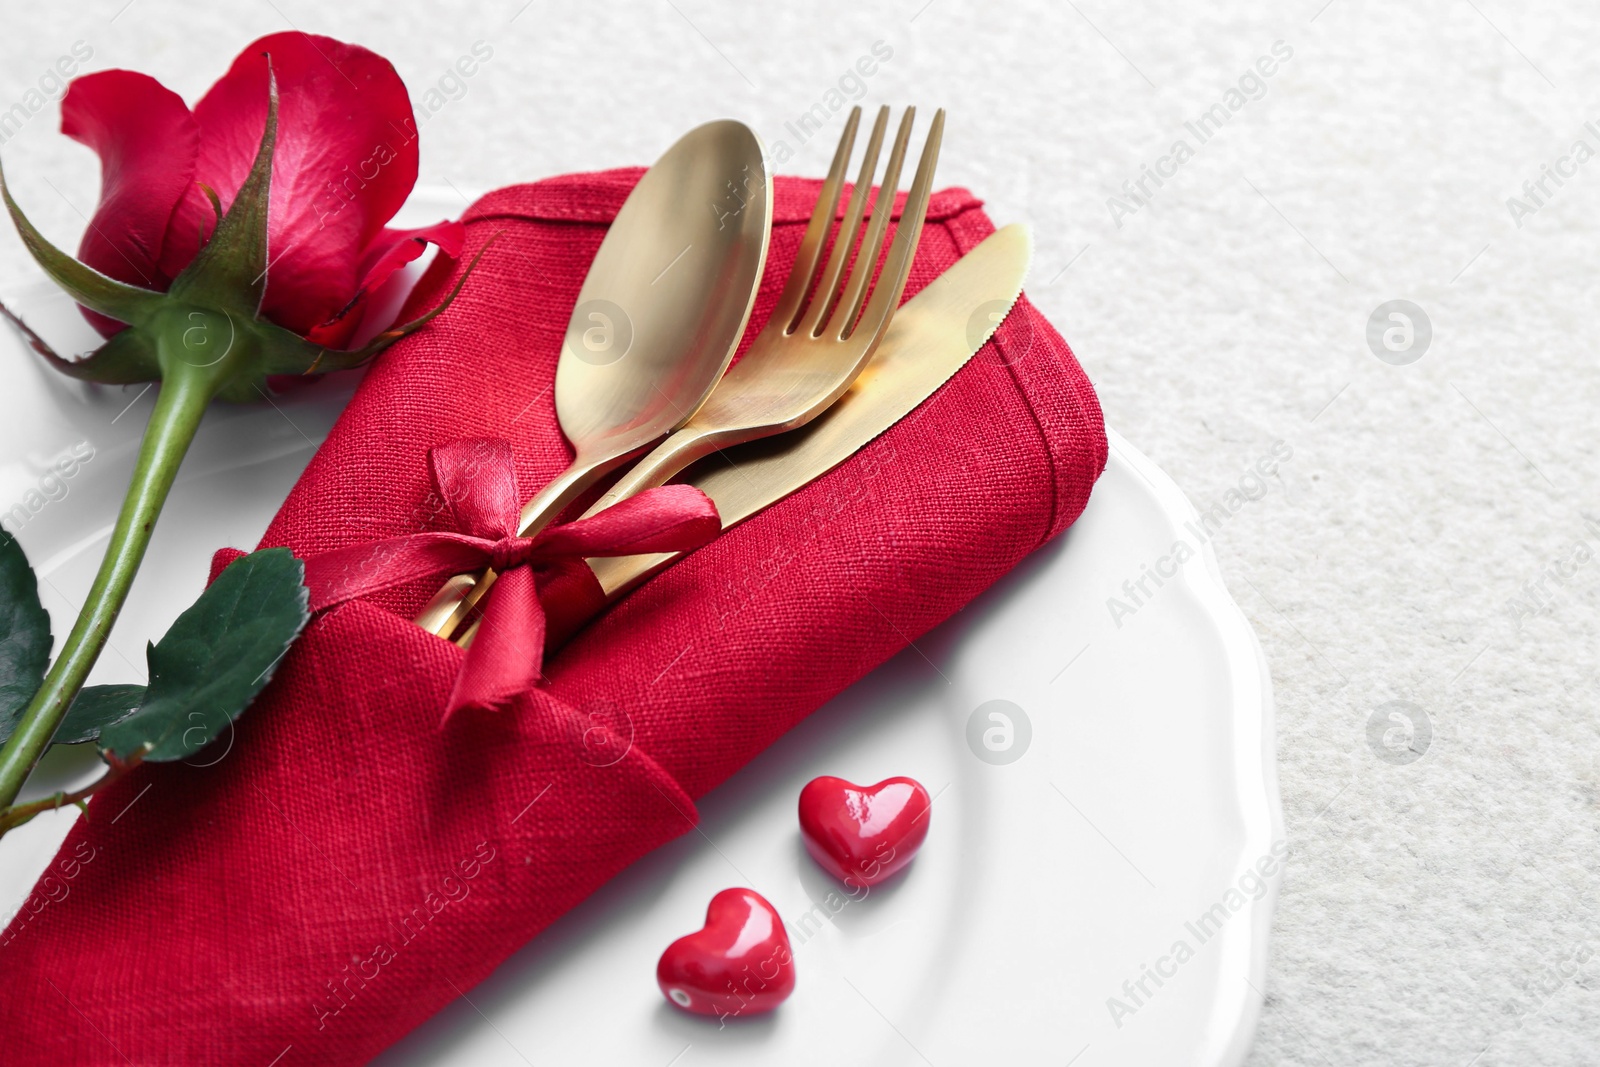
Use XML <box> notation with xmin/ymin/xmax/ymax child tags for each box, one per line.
<box><xmin>0</xmin><ymin>171</ymin><xmax>1106</xmax><ymax>1064</ymax></box>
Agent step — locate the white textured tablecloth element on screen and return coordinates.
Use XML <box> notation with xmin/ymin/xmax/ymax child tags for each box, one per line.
<box><xmin>3</xmin><ymin>1</ymin><xmax>1597</xmax><ymax>1063</ymax></box>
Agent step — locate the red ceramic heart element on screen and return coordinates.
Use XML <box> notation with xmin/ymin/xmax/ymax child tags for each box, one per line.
<box><xmin>798</xmin><ymin>775</ymin><xmax>931</xmax><ymax>887</ymax></box>
<box><xmin>657</xmin><ymin>888</ymin><xmax>795</xmax><ymax>1019</ymax></box>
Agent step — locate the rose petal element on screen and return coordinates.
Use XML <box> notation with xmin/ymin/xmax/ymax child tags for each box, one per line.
<box><xmin>302</xmin><ymin>220</ymin><xmax>464</xmax><ymax>347</ymax></box>
<box><xmin>356</xmin><ymin>219</ymin><xmax>464</xmax><ymax>297</ymax></box>
<box><xmin>158</xmin><ymin>33</ymin><xmax>420</xmax><ymax>336</ymax></box>
<box><xmin>60</xmin><ymin>70</ymin><xmax>199</xmax><ymax>335</ymax></box>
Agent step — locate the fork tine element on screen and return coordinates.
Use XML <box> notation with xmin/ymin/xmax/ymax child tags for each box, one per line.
<box><xmin>827</xmin><ymin>107</ymin><xmax>915</xmax><ymax>340</ymax></box>
<box><xmin>849</xmin><ymin>108</ymin><xmax>944</xmax><ymax>344</ymax></box>
<box><xmin>772</xmin><ymin>106</ymin><xmax>861</xmax><ymax>334</ymax></box>
<box><xmin>799</xmin><ymin>105</ymin><xmax>889</xmax><ymax>337</ymax></box>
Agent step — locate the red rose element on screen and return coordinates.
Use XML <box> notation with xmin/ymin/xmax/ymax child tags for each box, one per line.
<box><xmin>0</xmin><ymin>33</ymin><xmax>490</xmax><ymax>822</ymax></box>
<box><xmin>61</xmin><ymin>32</ymin><xmax>462</xmax><ymax>345</ymax></box>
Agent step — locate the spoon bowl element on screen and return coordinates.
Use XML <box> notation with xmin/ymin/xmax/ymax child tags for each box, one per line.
<box><xmin>552</xmin><ymin>119</ymin><xmax>771</xmax><ymax>462</ymax></box>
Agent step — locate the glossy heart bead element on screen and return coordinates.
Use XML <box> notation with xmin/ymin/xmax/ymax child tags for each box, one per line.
<box><xmin>657</xmin><ymin>888</ymin><xmax>795</xmax><ymax>1019</ymax></box>
<box><xmin>798</xmin><ymin>775</ymin><xmax>931</xmax><ymax>887</ymax></box>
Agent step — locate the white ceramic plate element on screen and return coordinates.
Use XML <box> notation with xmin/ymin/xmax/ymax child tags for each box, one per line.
<box><xmin>0</xmin><ymin>191</ymin><xmax>1280</xmax><ymax>1067</ymax></box>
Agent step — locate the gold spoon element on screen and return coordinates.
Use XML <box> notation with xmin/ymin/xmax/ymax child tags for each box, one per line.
<box><xmin>414</xmin><ymin>120</ymin><xmax>772</xmax><ymax>636</ymax></box>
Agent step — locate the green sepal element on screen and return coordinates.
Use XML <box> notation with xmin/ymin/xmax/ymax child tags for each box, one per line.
<box><xmin>166</xmin><ymin>66</ymin><xmax>277</xmax><ymax>317</ymax></box>
<box><xmin>0</xmin><ymin>303</ymin><xmax>161</xmax><ymax>384</ymax></box>
<box><xmin>0</xmin><ymin>153</ymin><xmax>166</xmax><ymax>328</ymax></box>
<box><xmin>0</xmin><ymin>533</ymin><xmax>51</xmax><ymax>744</ymax></box>
<box><xmin>197</xmin><ymin>181</ymin><xmax>223</xmax><ymax>227</ymax></box>
<box><xmin>98</xmin><ymin>548</ymin><xmax>308</xmax><ymax>763</ymax></box>
<box><xmin>252</xmin><ymin>233</ymin><xmax>502</xmax><ymax>379</ymax></box>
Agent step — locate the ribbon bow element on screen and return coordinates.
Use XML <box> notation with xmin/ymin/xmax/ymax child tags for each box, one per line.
<box><xmin>301</xmin><ymin>438</ymin><xmax>721</xmax><ymax>718</ymax></box>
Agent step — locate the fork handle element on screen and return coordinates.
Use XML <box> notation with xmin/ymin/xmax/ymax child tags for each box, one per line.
<box><xmin>575</xmin><ymin>426</ymin><xmax>728</xmax><ymax>520</ymax></box>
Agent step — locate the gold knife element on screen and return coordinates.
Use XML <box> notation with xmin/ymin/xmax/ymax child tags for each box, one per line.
<box><xmin>585</xmin><ymin>222</ymin><xmax>1033</xmax><ymax>601</ymax></box>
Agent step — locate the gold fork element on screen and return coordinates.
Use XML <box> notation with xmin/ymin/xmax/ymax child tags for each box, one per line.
<box><xmin>576</xmin><ymin>103</ymin><xmax>943</xmax><ymax>522</ymax></box>
<box><xmin>438</xmin><ymin>104</ymin><xmax>943</xmax><ymax>645</ymax></box>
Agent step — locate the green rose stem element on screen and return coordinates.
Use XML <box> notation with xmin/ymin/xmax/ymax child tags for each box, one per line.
<box><xmin>0</xmin><ymin>752</ymin><xmax>143</xmax><ymax>833</ymax></box>
<box><xmin>0</xmin><ymin>309</ymin><xmax>237</xmax><ymax>812</ymax></box>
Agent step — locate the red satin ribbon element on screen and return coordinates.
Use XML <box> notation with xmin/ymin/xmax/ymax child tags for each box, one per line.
<box><xmin>300</xmin><ymin>437</ymin><xmax>721</xmax><ymax>718</ymax></box>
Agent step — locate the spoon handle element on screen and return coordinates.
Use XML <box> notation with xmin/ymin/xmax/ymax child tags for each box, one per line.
<box><xmin>413</xmin><ymin>459</ymin><xmax>607</xmax><ymax>638</ymax></box>
<box><xmin>515</xmin><ymin>460</ymin><xmax>608</xmax><ymax>537</ymax></box>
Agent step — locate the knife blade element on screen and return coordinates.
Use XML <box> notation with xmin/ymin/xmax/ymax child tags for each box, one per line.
<box><xmin>585</xmin><ymin>222</ymin><xmax>1033</xmax><ymax>599</ymax></box>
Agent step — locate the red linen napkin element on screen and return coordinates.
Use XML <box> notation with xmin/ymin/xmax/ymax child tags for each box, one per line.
<box><xmin>0</xmin><ymin>171</ymin><xmax>1106</xmax><ymax>1065</ymax></box>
